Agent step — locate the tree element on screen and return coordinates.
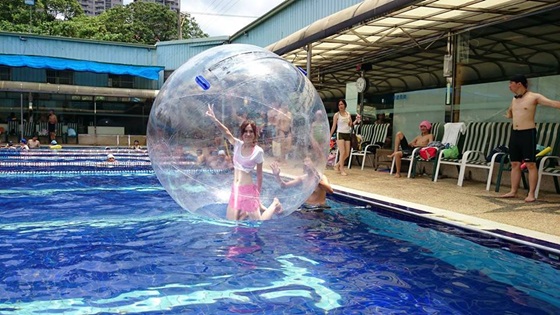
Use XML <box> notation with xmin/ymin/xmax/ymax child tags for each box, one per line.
<box><xmin>95</xmin><ymin>2</ymin><xmax>207</xmax><ymax>44</ymax></box>
<box><xmin>0</xmin><ymin>0</ymin><xmax>208</xmax><ymax>44</ymax></box>
<box><xmin>180</xmin><ymin>12</ymin><xmax>207</xmax><ymax>39</ymax></box>
<box><xmin>93</xmin><ymin>5</ymin><xmax>136</xmax><ymax>43</ymax></box>
<box><xmin>43</xmin><ymin>0</ymin><xmax>84</xmax><ymax>20</ymax></box>
<box><xmin>0</xmin><ymin>0</ymin><xmax>53</xmax><ymax>30</ymax></box>
<box><xmin>130</xmin><ymin>1</ymin><xmax>177</xmax><ymax>43</ymax></box>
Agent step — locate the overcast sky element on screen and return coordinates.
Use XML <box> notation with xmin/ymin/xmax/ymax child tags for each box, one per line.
<box><xmin>123</xmin><ymin>0</ymin><xmax>285</xmax><ymax>37</ymax></box>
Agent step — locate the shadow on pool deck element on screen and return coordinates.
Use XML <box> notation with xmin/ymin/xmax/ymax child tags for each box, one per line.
<box><xmin>326</xmin><ymin>166</ymin><xmax>560</xmax><ymax>240</ymax></box>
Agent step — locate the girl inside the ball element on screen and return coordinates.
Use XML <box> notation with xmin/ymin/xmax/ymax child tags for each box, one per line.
<box><xmin>206</xmin><ymin>104</ymin><xmax>283</xmax><ymax>221</ymax></box>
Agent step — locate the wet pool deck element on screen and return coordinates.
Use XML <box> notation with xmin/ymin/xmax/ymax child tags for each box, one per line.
<box><xmin>325</xmin><ymin>166</ymin><xmax>560</xmax><ymax>249</ymax></box>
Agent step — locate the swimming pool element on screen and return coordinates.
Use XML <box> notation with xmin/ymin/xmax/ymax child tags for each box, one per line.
<box><xmin>1</xmin><ymin>151</ymin><xmax>559</xmax><ymax>314</ymax></box>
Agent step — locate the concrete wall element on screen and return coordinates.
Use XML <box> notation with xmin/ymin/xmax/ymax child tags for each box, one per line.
<box><xmin>77</xmin><ymin>134</ymin><xmax>146</xmax><ymax>147</ymax></box>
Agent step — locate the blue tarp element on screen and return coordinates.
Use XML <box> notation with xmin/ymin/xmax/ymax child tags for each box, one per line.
<box><xmin>0</xmin><ymin>54</ymin><xmax>163</xmax><ymax>80</ymax></box>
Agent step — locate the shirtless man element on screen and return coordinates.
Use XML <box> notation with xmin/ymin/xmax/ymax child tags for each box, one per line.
<box><xmin>270</xmin><ymin>157</ymin><xmax>334</xmax><ymax>209</ymax></box>
<box><xmin>266</xmin><ymin>106</ymin><xmax>278</xmax><ymax>140</ymax></box>
<box><xmin>48</xmin><ymin>110</ymin><xmax>58</xmax><ymax>142</ymax></box>
<box><xmin>28</xmin><ymin>135</ymin><xmax>40</xmax><ymax>149</ymax></box>
<box><xmin>195</xmin><ymin>148</ymin><xmax>206</xmax><ymax>166</ymax></box>
<box><xmin>276</xmin><ymin>104</ymin><xmax>292</xmax><ymax>162</ymax></box>
<box><xmin>132</xmin><ymin>140</ymin><xmax>142</xmax><ymax>150</ymax></box>
<box><xmin>500</xmin><ymin>74</ymin><xmax>560</xmax><ymax>202</ymax></box>
<box><xmin>388</xmin><ymin>120</ymin><xmax>433</xmax><ymax>177</ymax></box>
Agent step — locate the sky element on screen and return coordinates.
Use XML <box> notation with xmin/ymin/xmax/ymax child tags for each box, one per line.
<box><xmin>123</xmin><ymin>0</ymin><xmax>285</xmax><ymax>37</ymax></box>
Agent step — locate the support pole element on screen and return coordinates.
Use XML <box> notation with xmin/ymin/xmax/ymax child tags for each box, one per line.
<box><xmin>359</xmin><ymin>71</ymin><xmax>365</xmax><ymax>116</ymax></box>
<box><xmin>94</xmin><ymin>97</ymin><xmax>97</xmax><ymax>135</ymax></box>
<box><xmin>306</xmin><ymin>44</ymin><xmax>312</xmax><ymax>80</ymax></box>
<box><xmin>444</xmin><ymin>32</ymin><xmax>457</xmax><ymax>122</ymax></box>
<box><xmin>20</xmin><ymin>93</ymin><xmax>24</xmax><ymax>140</ymax></box>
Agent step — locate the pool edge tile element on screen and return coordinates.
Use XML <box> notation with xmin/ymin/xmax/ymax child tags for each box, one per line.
<box><xmin>332</xmin><ymin>184</ymin><xmax>560</xmax><ymax>254</ymax></box>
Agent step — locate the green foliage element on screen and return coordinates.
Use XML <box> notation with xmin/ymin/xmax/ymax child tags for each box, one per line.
<box><xmin>0</xmin><ymin>0</ymin><xmax>208</xmax><ymax>44</ymax></box>
<box><xmin>0</xmin><ymin>0</ymin><xmax>53</xmax><ymax>29</ymax></box>
<box><xmin>129</xmin><ymin>1</ymin><xmax>177</xmax><ymax>43</ymax></box>
<box><xmin>43</xmin><ymin>0</ymin><xmax>84</xmax><ymax>20</ymax></box>
<box><xmin>181</xmin><ymin>12</ymin><xmax>207</xmax><ymax>39</ymax></box>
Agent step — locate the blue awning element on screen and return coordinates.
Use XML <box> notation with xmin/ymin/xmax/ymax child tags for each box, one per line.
<box><xmin>0</xmin><ymin>54</ymin><xmax>163</xmax><ymax>80</ymax></box>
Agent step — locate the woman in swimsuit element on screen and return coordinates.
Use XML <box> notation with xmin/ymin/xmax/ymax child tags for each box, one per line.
<box><xmin>206</xmin><ymin>104</ymin><xmax>282</xmax><ymax>221</ymax></box>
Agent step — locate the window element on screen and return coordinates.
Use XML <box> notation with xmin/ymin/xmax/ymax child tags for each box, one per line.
<box><xmin>0</xmin><ymin>66</ymin><xmax>10</xmax><ymax>80</ymax></box>
<box><xmin>164</xmin><ymin>70</ymin><xmax>174</xmax><ymax>83</ymax></box>
<box><xmin>46</xmin><ymin>70</ymin><xmax>73</xmax><ymax>84</ymax></box>
<box><xmin>108</xmin><ymin>74</ymin><xmax>134</xmax><ymax>88</ymax></box>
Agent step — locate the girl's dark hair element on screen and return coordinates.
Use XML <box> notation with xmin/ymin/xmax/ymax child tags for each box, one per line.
<box><xmin>338</xmin><ymin>99</ymin><xmax>347</xmax><ymax>108</ymax></box>
<box><xmin>239</xmin><ymin>120</ymin><xmax>259</xmax><ymax>143</ymax></box>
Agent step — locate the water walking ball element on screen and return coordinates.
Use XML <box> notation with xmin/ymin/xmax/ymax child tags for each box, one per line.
<box><xmin>147</xmin><ymin>44</ymin><xmax>330</xmax><ymax>220</ymax></box>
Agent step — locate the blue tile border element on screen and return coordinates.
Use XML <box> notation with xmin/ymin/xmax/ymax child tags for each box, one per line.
<box><xmin>489</xmin><ymin>229</ymin><xmax>560</xmax><ymax>251</ymax></box>
<box><xmin>331</xmin><ymin>189</ymin><xmax>560</xmax><ymax>268</ymax></box>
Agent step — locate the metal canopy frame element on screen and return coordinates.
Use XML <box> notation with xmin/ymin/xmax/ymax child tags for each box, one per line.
<box><xmin>267</xmin><ymin>0</ymin><xmax>560</xmax><ymax>100</ymax></box>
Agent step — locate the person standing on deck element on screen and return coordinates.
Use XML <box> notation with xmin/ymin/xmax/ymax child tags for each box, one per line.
<box><xmin>329</xmin><ymin>99</ymin><xmax>360</xmax><ymax>176</ymax></box>
<box><xmin>499</xmin><ymin>74</ymin><xmax>560</xmax><ymax>202</ymax></box>
<box><xmin>275</xmin><ymin>104</ymin><xmax>293</xmax><ymax>163</ymax></box>
<box><xmin>48</xmin><ymin>110</ymin><xmax>58</xmax><ymax>142</ymax></box>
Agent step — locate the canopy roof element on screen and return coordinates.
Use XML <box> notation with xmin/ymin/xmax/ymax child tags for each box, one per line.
<box><xmin>267</xmin><ymin>0</ymin><xmax>560</xmax><ymax>99</ymax></box>
<box><xmin>0</xmin><ymin>54</ymin><xmax>163</xmax><ymax>80</ymax></box>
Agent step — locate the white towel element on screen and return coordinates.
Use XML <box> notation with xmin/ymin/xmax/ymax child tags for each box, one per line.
<box><xmin>442</xmin><ymin>122</ymin><xmax>466</xmax><ymax>145</ymax></box>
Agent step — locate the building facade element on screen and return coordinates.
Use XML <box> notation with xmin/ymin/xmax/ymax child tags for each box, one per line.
<box><xmin>135</xmin><ymin>0</ymin><xmax>180</xmax><ymax>12</ymax></box>
<box><xmin>79</xmin><ymin>0</ymin><xmax>123</xmax><ymax>16</ymax></box>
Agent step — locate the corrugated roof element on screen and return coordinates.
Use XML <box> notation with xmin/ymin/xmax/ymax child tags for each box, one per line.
<box><xmin>267</xmin><ymin>0</ymin><xmax>560</xmax><ymax>99</ymax></box>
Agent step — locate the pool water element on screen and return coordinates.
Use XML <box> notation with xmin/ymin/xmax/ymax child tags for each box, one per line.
<box><xmin>0</xmin><ymin>171</ymin><xmax>559</xmax><ymax>314</ymax></box>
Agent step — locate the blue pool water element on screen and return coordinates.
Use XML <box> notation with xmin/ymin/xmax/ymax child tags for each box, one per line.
<box><xmin>0</xmin><ymin>160</ymin><xmax>559</xmax><ymax>314</ymax></box>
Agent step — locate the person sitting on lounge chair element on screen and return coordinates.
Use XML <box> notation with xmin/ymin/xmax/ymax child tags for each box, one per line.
<box><xmin>388</xmin><ymin>120</ymin><xmax>433</xmax><ymax>178</ymax></box>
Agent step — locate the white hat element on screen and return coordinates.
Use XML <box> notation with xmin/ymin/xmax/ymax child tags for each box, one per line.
<box><xmin>218</xmin><ymin>150</ymin><xmax>226</xmax><ymax>155</ymax></box>
<box><xmin>107</xmin><ymin>153</ymin><xmax>115</xmax><ymax>159</ymax></box>
<box><xmin>51</xmin><ymin>140</ymin><xmax>57</xmax><ymax>145</ymax></box>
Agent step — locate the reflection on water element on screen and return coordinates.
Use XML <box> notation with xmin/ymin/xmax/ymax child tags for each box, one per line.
<box><xmin>0</xmin><ymin>253</ymin><xmax>341</xmax><ymax>314</ymax></box>
<box><xmin>0</xmin><ymin>173</ymin><xmax>558</xmax><ymax>314</ymax></box>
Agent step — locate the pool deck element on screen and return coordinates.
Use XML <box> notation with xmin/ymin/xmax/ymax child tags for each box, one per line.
<box><xmin>325</xmin><ymin>166</ymin><xmax>560</xmax><ymax>248</ymax></box>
